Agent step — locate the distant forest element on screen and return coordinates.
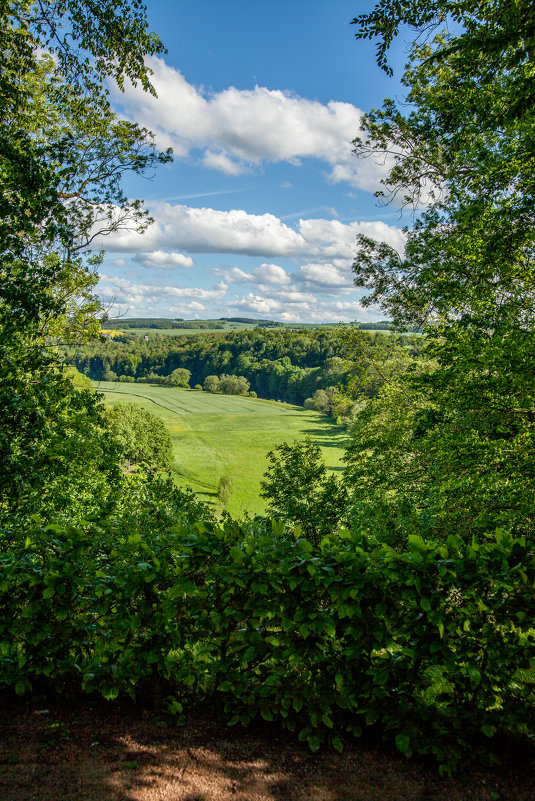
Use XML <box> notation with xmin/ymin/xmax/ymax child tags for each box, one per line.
<box><xmin>65</xmin><ymin>326</ymin><xmax>420</xmax><ymax>409</ymax></box>
<box><xmin>103</xmin><ymin>317</ymin><xmax>405</xmax><ymax>332</ymax></box>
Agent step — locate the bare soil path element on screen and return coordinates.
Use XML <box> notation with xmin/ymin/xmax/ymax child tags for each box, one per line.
<box><xmin>1</xmin><ymin>695</ymin><xmax>534</xmax><ymax>801</ymax></box>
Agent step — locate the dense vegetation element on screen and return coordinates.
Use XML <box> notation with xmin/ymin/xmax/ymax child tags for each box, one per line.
<box><xmin>65</xmin><ymin>326</ymin><xmax>420</xmax><ymax>410</ymax></box>
<box><xmin>96</xmin><ymin>381</ymin><xmax>347</xmax><ymax>518</ymax></box>
<box><xmin>1</xmin><ymin>0</ymin><xmax>534</xmax><ymax>777</ymax></box>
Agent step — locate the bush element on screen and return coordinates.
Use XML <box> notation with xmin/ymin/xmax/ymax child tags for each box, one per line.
<box><xmin>203</xmin><ymin>375</ymin><xmax>220</xmax><ymax>393</ymax></box>
<box><xmin>304</xmin><ymin>389</ymin><xmax>330</xmax><ymax>414</ymax></box>
<box><xmin>217</xmin><ymin>475</ymin><xmax>232</xmax><ymax>505</ymax></box>
<box><xmin>2</xmin><ymin>522</ymin><xmax>534</xmax><ymax>773</ymax></box>
<box><xmin>165</xmin><ymin>368</ymin><xmax>191</xmax><ymax>388</ymax></box>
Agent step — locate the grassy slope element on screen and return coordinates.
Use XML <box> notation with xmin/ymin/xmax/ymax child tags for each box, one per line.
<box><xmin>95</xmin><ymin>381</ymin><xmax>347</xmax><ymax>517</ymax></box>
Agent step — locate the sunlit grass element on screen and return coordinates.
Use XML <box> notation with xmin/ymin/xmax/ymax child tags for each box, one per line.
<box><xmin>95</xmin><ymin>381</ymin><xmax>348</xmax><ymax>517</ymax></box>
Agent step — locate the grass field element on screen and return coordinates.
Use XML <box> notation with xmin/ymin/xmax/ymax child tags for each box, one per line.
<box><xmin>94</xmin><ymin>381</ymin><xmax>348</xmax><ymax>517</ymax></box>
<box><xmin>108</xmin><ymin>320</ymin><xmax>348</xmax><ymax>337</ymax></box>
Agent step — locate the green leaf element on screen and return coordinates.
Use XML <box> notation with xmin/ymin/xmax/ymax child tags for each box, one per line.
<box><xmin>395</xmin><ymin>732</ymin><xmax>412</xmax><ymax>757</ymax></box>
<box><xmin>42</xmin><ymin>587</ymin><xmax>55</xmax><ymax>599</ymax></box>
<box><xmin>229</xmin><ymin>546</ymin><xmax>243</xmax><ymax>562</ymax></box>
<box><xmin>332</xmin><ymin>736</ymin><xmax>343</xmax><ymax>752</ymax></box>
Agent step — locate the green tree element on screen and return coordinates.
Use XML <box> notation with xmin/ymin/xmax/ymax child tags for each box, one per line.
<box><xmin>304</xmin><ymin>389</ymin><xmax>330</xmax><ymax>414</ymax></box>
<box><xmin>0</xmin><ymin>1</ymin><xmax>170</xmax><ymax>525</ymax></box>
<box><xmin>218</xmin><ymin>374</ymin><xmax>250</xmax><ymax>395</ymax></box>
<box><xmin>217</xmin><ymin>475</ymin><xmax>233</xmax><ymax>506</ymax></box>
<box><xmin>346</xmin><ymin>0</ymin><xmax>535</xmax><ymax>541</ymax></box>
<box><xmin>203</xmin><ymin>375</ymin><xmax>221</xmax><ymax>393</ymax></box>
<box><xmin>261</xmin><ymin>439</ymin><xmax>348</xmax><ymax>544</ymax></box>
<box><xmin>165</xmin><ymin>368</ymin><xmax>191</xmax><ymax>387</ymax></box>
<box><xmin>105</xmin><ymin>402</ymin><xmax>172</xmax><ymax>470</ymax></box>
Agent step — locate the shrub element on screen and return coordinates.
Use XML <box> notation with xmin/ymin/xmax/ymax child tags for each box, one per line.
<box><xmin>2</xmin><ymin>521</ymin><xmax>534</xmax><ymax>773</ymax></box>
<box><xmin>217</xmin><ymin>475</ymin><xmax>233</xmax><ymax>505</ymax></box>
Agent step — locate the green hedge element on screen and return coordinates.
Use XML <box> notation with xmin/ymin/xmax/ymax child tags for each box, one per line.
<box><xmin>1</xmin><ymin>522</ymin><xmax>534</xmax><ymax>773</ymax></box>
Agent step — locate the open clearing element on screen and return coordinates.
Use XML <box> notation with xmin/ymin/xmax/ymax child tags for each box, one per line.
<box><xmin>94</xmin><ymin>381</ymin><xmax>347</xmax><ymax>516</ymax></box>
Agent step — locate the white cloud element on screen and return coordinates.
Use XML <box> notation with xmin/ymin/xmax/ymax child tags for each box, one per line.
<box><xmin>97</xmin><ymin>273</ymin><xmax>227</xmax><ymax>317</ymax></box>
<box><xmin>201</xmin><ymin>150</ymin><xmax>246</xmax><ymax>175</ymax></box>
<box><xmin>296</xmin><ymin>262</ymin><xmax>351</xmax><ymax>290</ymax></box>
<box><xmin>113</xmin><ymin>57</ymin><xmax>390</xmax><ymax>191</ymax></box>
<box><xmin>97</xmin><ymin>203</ymin><xmax>309</xmax><ymax>257</ymax></box>
<box><xmin>97</xmin><ymin>271</ymin><xmax>385</xmax><ymax>324</ymax></box>
<box><xmin>95</xmin><ymin>203</ymin><xmax>405</xmax><ymax>263</ymax></box>
<box><xmin>134</xmin><ymin>250</ymin><xmax>194</xmax><ymax>269</ymax></box>
<box><xmin>254</xmin><ymin>263</ymin><xmax>292</xmax><ymax>285</ymax></box>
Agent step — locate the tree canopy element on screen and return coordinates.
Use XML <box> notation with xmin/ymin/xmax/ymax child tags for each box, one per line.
<box><xmin>346</xmin><ymin>0</ymin><xmax>535</xmax><ymax>543</ymax></box>
<box><xmin>0</xmin><ymin>1</ymin><xmax>171</xmax><ymax>525</ymax></box>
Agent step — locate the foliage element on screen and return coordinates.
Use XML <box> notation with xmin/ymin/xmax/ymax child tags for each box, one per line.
<box><xmin>203</xmin><ymin>375</ymin><xmax>221</xmax><ymax>393</ymax></box>
<box><xmin>304</xmin><ymin>389</ymin><xmax>330</xmax><ymax>414</ymax></box>
<box><xmin>65</xmin><ymin>326</ymin><xmax>421</xmax><ymax>407</ymax></box>
<box><xmin>1</xmin><ymin>520</ymin><xmax>534</xmax><ymax>773</ymax></box>
<box><xmin>346</xmin><ymin>0</ymin><xmax>535</xmax><ymax>543</ymax></box>
<box><xmin>104</xmin><ymin>402</ymin><xmax>172</xmax><ymax>470</ymax></box>
<box><xmin>0</xmin><ymin>1</ymin><xmax>170</xmax><ymax>526</ymax></box>
<box><xmin>261</xmin><ymin>439</ymin><xmax>348</xmax><ymax>544</ymax></box>
<box><xmin>96</xmin><ymin>381</ymin><xmax>347</xmax><ymax>519</ymax></box>
<box><xmin>218</xmin><ymin>374</ymin><xmax>250</xmax><ymax>395</ymax></box>
<box><xmin>217</xmin><ymin>475</ymin><xmax>233</xmax><ymax>506</ymax></box>
<box><xmin>165</xmin><ymin>368</ymin><xmax>191</xmax><ymax>387</ymax></box>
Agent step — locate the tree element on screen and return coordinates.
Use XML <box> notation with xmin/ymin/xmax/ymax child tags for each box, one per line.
<box><xmin>261</xmin><ymin>439</ymin><xmax>348</xmax><ymax>544</ymax></box>
<box><xmin>203</xmin><ymin>375</ymin><xmax>221</xmax><ymax>393</ymax></box>
<box><xmin>104</xmin><ymin>402</ymin><xmax>172</xmax><ymax>470</ymax></box>
<box><xmin>217</xmin><ymin>475</ymin><xmax>233</xmax><ymax>506</ymax></box>
<box><xmin>304</xmin><ymin>389</ymin><xmax>330</xmax><ymax>414</ymax></box>
<box><xmin>218</xmin><ymin>374</ymin><xmax>250</xmax><ymax>395</ymax></box>
<box><xmin>0</xmin><ymin>1</ymin><xmax>171</xmax><ymax>525</ymax></box>
<box><xmin>165</xmin><ymin>368</ymin><xmax>191</xmax><ymax>388</ymax></box>
<box><xmin>346</xmin><ymin>0</ymin><xmax>535</xmax><ymax>541</ymax></box>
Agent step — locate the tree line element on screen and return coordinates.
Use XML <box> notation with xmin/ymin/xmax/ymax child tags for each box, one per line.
<box><xmin>64</xmin><ymin>326</ymin><xmax>421</xmax><ymax>410</ymax></box>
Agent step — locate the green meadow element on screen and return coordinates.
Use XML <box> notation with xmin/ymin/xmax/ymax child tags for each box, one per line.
<box><xmin>94</xmin><ymin>381</ymin><xmax>348</xmax><ymax>516</ymax></box>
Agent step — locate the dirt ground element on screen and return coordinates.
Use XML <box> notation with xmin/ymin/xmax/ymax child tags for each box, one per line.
<box><xmin>1</xmin><ymin>694</ymin><xmax>534</xmax><ymax>801</ymax></box>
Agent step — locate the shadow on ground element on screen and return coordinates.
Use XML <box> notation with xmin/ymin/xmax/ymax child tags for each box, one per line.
<box><xmin>1</xmin><ymin>695</ymin><xmax>534</xmax><ymax>801</ymax></box>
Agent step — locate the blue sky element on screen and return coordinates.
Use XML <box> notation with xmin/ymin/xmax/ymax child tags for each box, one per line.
<box><xmin>96</xmin><ymin>1</ymin><xmax>409</xmax><ymax>322</ymax></box>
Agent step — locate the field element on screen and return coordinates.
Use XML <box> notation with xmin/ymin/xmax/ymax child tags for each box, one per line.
<box><xmin>94</xmin><ymin>381</ymin><xmax>347</xmax><ymax>516</ymax></box>
<box><xmin>109</xmin><ymin>321</ymin><xmax>341</xmax><ymax>338</ymax></box>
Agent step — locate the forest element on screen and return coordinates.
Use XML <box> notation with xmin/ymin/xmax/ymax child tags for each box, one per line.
<box><xmin>1</xmin><ymin>0</ymin><xmax>535</xmax><ymax>785</ymax></box>
<box><xmin>65</xmin><ymin>326</ymin><xmax>421</xmax><ymax>408</ymax></box>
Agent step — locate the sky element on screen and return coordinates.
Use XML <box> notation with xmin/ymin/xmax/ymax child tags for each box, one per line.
<box><xmin>94</xmin><ymin>1</ymin><xmax>411</xmax><ymax>323</ymax></box>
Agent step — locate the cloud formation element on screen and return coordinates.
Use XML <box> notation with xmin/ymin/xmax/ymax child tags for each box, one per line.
<box><xmin>113</xmin><ymin>57</ymin><xmax>390</xmax><ymax>190</ymax></box>
<box><xmin>98</xmin><ymin>270</ymin><xmax>375</xmax><ymax>323</ymax></box>
<box><xmin>134</xmin><ymin>250</ymin><xmax>194</xmax><ymax>269</ymax></box>
<box><xmin>96</xmin><ymin>203</ymin><xmax>405</xmax><ymax>262</ymax></box>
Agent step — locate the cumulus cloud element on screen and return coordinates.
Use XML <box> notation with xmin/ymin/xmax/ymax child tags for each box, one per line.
<box><xmin>113</xmin><ymin>57</ymin><xmax>390</xmax><ymax>191</ymax></box>
<box><xmin>97</xmin><ymin>203</ymin><xmax>309</xmax><ymax>257</ymax></box>
<box><xmin>95</xmin><ymin>202</ymin><xmax>405</xmax><ymax>263</ymax></box>
<box><xmin>134</xmin><ymin>250</ymin><xmax>194</xmax><ymax>269</ymax></box>
<box><xmin>296</xmin><ymin>262</ymin><xmax>351</xmax><ymax>290</ymax></box>
<box><xmin>96</xmin><ymin>271</ymin><xmax>383</xmax><ymax>324</ymax></box>
<box><xmin>97</xmin><ymin>274</ymin><xmax>228</xmax><ymax>317</ymax></box>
